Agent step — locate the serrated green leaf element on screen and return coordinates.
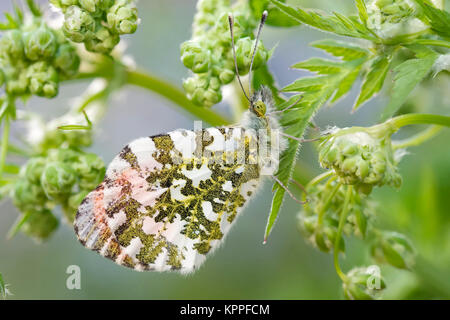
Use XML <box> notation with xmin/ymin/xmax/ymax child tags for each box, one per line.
<box><xmin>311</xmin><ymin>39</ymin><xmax>369</xmax><ymax>61</ymax></box>
<box><xmin>414</xmin><ymin>0</ymin><xmax>450</xmax><ymax>38</ymax></box>
<box><xmin>265</xmin><ymin>85</ymin><xmax>336</xmax><ymax>241</ymax></box>
<box><xmin>381</xmin><ymin>50</ymin><xmax>438</xmax><ymax>120</ymax></box>
<box><xmin>282</xmin><ymin>76</ymin><xmax>330</xmax><ymax>92</ymax></box>
<box><xmin>354</xmin><ymin>55</ymin><xmax>391</xmax><ymax>110</ymax></box>
<box><xmin>270</xmin><ymin>0</ymin><xmax>377</xmax><ymax>40</ymax></box>
<box><xmin>250</xmin><ymin>0</ymin><xmax>300</xmax><ymax>27</ymax></box>
<box><xmin>355</xmin><ymin>0</ymin><xmax>368</xmax><ymax>25</ymax></box>
<box><xmin>291</xmin><ymin>58</ymin><xmax>344</xmax><ymax>74</ymax></box>
<box><xmin>332</xmin><ymin>62</ymin><xmax>364</xmax><ymax>102</ymax></box>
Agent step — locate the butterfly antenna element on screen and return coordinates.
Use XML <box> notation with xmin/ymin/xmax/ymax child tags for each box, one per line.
<box><xmin>248</xmin><ymin>10</ymin><xmax>268</xmax><ymax>96</ymax></box>
<box><xmin>228</xmin><ymin>13</ymin><xmax>250</xmax><ymax>102</ymax></box>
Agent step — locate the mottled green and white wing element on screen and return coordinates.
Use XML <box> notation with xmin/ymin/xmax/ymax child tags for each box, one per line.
<box><xmin>74</xmin><ymin>128</ymin><xmax>260</xmax><ymax>273</ymax></box>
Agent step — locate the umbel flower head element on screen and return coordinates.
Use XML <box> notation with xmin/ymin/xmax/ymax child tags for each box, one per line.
<box><xmin>298</xmin><ymin>179</ymin><xmax>374</xmax><ymax>252</ymax></box>
<box><xmin>318</xmin><ymin>126</ymin><xmax>402</xmax><ymax>193</ymax></box>
<box><xmin>366</xmin><ymin>0</ymin><xmax>428</xmax><ymax>40</ymax></box>
<box><xmin>180</xmin><ymin>0</ymin><xmax>270</xmax><ymax>107</ymax></box>
<box><xmin>11</xmin><ymin>148</ymin><xmax>105</xmax><ymax>240</ymax></box>
<box><xmin>52</xmin><ymin>0</ymin><xmax>139</xmax><ymax>54</ymax></box>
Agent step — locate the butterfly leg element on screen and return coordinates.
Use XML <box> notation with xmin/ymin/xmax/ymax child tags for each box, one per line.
<box><xmin>279</xmin><ymin>132</ymin><xmax>321</xmax><ymax>143</ymax></box>
<box><xmin>268</xmin><ymin>95</ymin><xmax>303</xmax><ymax>115</ymax></box>
<box><xmin>271</xmin><ymin>175</ymin><xmax>306</xmax><ymax>205</ymax></box>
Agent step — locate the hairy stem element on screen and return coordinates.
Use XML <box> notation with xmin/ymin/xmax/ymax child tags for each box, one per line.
<box><xmin>393</xmin><ymin>125</ymin><xmax>443</xmax><ymax>150</ymax></box>
<box><xmin>333</xmin><ymin>185</ymin><xmax>353</xmax><ymax>282</ymax></box>
<box><xmin>389</xmin><ymin>114</ymin><xmax>450</xmax><ymax>129</ymax></box>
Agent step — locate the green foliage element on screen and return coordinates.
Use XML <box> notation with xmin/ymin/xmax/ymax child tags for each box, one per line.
<box><xmin>414</xmin><ymin>0</ymin><xmax>450</xmax><ymax>38</ymax></box>
<box><xmin>271</xmin><ymin>0</ymin><xmax>377</xmax><ymax>41</ymax></box>
<box><xmin>0</xmin><ymin>0</ymin><xmax>449</xmax><ymax>300</ymax></box>
<box><xmin>354</xmin><ymin>54</ymin><xmax>391</xmax><ymax>109</ymax></box>
<box><xmin>381</xmin><ymin>45</ymin><xmax>438</xmax><ymax>120</ymax></box>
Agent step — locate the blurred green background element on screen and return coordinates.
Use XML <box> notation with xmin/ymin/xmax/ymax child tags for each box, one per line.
<box><xmin>0</xmin><ymin>0</ymin><xmax>449</xmax><ymax>299</ymax></box>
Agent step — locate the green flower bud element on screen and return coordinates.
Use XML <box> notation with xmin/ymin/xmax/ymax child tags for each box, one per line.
<box><xmin>63</xmin><ymin>5</ymin><xmax>96</xmax><ymax>43</ymax></box>
<box><xmin>75</xmin><ymin>152</ymin><xmax>106</xmax><ymax>190</ymax></box>
<box><xmin>24</xmin><ymin>25</ymin><xmax>58</xmax><ymax>61</ymax></box>
<box><xmin>41</xmin><ymin>161</ymin><xmax>77</xmax><ymax>199</ymax></box>
<box><xmin>84</xmin><ymin>25</ymin><xmax>120</xmax><ymax>53</ymax></box>
<box><xmin>107</xmin><ymin>0</ymin><xmax>139</xmax><ymax>34</ymax></box>
<box><xmin>24</xmin><ymin>157</ymin><xmax>47</xmax><ymax>184</ymax></box>
<box><xmin>371</xmin><ymin>231</ymin><xmax>415</xmax><ymax>269</ymax></box>
<box><xmin>21</xmin><ymin>209</ymin><xmax>59</xmax><ymax>241</ymax></box>
<box><xmin>53</xmin><ymin>43</ymin><xmax>80</xmax><ymax>78</ymax></box>
<box><xmin>219</xmin><ymin>68</ymin><xmax>234</xmax><ymax>84</ymax></box>
<box><xmin>0</xmin><ymin>30</ymin><xmax>25</xmax><ymax>61</ymax></box>
<box><xmin>235</xmin><ymin>37</ymin><xmax>252</xmax><ymax>75</ymax></box>
<box><xmin>180</xmin><ymin>41</ymin><xmax>202</xmax><ymax>69</ymax></box>
<box><xmin>366</xmin><ymin>0</ymin><xmax>426</xmax><ymax>39</ymax></box>
<box><xmin>13</xmin><ymin>179</ymin><xmax>48</xmax><ymax>212</ymax></box>
<box><xmin>182</xmin><ymin>77</ymin><xmax>197</xmax><ymax>94</ymax></box>
<box><xmin>26</xmin><ymin>62</ymin><xmax>59</xmax><ymax>98</ymax></box>
<box><xmin>5</xmin><ymin>68</ymin><xmax>29</xmax><ymax>95</ymax></box>
<box><xmin>235</xmin><ymin>37</ymin><xmax>268</xmax><ymax>75</ymax></box>
<box><xmin>343</xmin><ymin>266</ymin><xmax>386</xmax><ymax>300</ymax></box>
<box><xmin>48</xmin><ymin>148</ymin><xmax>80</xmax><ymax>163</ymax></box>
<box><xmin>319</xmin><ymin>129</ymin><xmax>401</xmax><ymax>189</ymax></box>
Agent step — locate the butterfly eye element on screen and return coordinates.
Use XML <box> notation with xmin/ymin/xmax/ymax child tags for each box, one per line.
<box><xmin>253</xmin><ymin>101</ymin><xmax>266</xmax><ymax>117</ymax></box>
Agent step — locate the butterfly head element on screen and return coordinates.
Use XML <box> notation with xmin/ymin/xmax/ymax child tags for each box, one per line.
<box><xmin>251</xmin><ymin>99</ymin><xmax>267</xmax><ymax>118</ymax></box>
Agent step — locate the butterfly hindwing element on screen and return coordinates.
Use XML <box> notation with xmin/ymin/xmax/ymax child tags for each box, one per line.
<box><xmin>74</xmin><ymin>127</ymin><xmax>261</xmax><ymax>273</ymax></box>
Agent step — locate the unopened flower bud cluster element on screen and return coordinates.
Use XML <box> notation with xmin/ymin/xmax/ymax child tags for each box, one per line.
<box><xmin>298</xmin><ymin>180</ymin><xmax>374</xmax><ymax>253</ymax></box>
<box><xmin>319</xmin><ymin>128</ymin><xmax>402</xmax><ymax>192</ymax></box>
<box><xmin>181</xmin><ymin>0</ymin><xmax>270</xmax><ymax>107</ymax></box>
<box><xmin>51</xmin><ymin>0</ymin><xmax>139</xmax><ymax>54</ymax></box>
<box><xmin>12</xmin><ymin>148</ymin><xmax>105</xmax><ymax>240</ymax></box>
<box><xmin>0</xmin><ymin>15</ymin><xmax>80</xmax><ymax>98</ymax></box>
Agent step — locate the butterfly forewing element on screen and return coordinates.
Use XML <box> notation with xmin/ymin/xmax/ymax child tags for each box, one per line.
<box><xmin>74</xmin><ymin>127</ymin><xmax>261</xmax><ymax>273</ymax></box>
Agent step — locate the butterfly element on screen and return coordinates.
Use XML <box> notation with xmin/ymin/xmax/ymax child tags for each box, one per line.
<box><xmin>74</xmin><ymin>11</ymin><xmax>303</xmax><ymax>273</ymax></box>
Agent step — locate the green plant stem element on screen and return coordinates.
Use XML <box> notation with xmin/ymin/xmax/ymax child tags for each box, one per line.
<box><xmin>389</xmin><ymin>114</ymin><xmax>450</xmax><ymax>129</ymax></box>
<box><xmin>317</xmin><ymin>180</ymin><xmax>341</xmax><ymax>225</ymax></box>
<box><xmin>307</xmin><ymin>170</ymin><xmax>334</xmax><ymax>188</ymax></box>
<box><xmin>126</xmin><ymin>70</ymin><xmax>230</xmax><ymax>126</ymax></box>
<box><xmin>0</xmin><ymin>115</ymin><xmax>11</xmax><ymax>180</ymax></box>
<box><xmin>333</xmin><ymin>185</ymin><xmax>353</xmax><ymax>282</ymax></box>
<box><xmin>73</xmin><ymin>67</ymin><xmax>231</xmax><ymax>126</ymax></box>
<box><xmin>413</xmin><ymin>39</ymin><xmax>450</xmax><ymax>49</ymax></box>
<box><xmin>393</xmin><ymin>125</ymin><xmax>443</xmax><ymax>150</ymax></box>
